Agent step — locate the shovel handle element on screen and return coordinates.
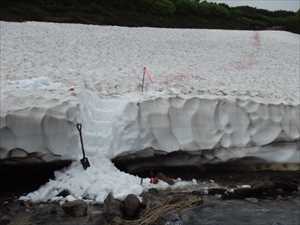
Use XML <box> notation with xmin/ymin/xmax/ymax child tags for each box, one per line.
<box><xmin>76</xmin><ymin>123</ymin><xmax>82</xmax><ymax>131</ymax></box>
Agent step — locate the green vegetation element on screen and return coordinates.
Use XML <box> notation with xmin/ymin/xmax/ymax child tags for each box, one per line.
<box><xmin>1</xmin><ymin>0</ymin><xmax>299</xmax><ymax>33</ymax></box>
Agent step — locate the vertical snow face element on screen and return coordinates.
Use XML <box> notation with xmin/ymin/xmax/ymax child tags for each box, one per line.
<box><xmin>1</xmin><ymin>88</ymin><xmax>299</xmax><ymax>163</ymax></box>
<box><xmin>110</xmin><ymin>96</ymin><xmax>300</xmax><ymax>162</ymax></box>
<box><xmin>0</xmin><ymin>103</ymin><xmax>80</xmax><ymax>159</ymax></box>
<box><xmin>78</xmin><ymin>91</ymin><xmax>133</xmax><ymax>157</ymax></box>
<box><xmin>0</xmin><ymin>78</ymin><xmax>82</xmax><ymax>159</ymax></box>
<box><xmin>0</xmin><ymin>86</ymin><xmax>132</xmax><ymax>160</ymax></box>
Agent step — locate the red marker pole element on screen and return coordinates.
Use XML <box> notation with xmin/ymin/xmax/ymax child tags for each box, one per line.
<box><xmin>142</xmin><ymin>67</ymin><xmax>146</xmax><ymax>92</ymax></box>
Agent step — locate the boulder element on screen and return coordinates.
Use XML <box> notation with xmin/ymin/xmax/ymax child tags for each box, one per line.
<box><xmin>0</xmin><ymin>215</ymin><xmax>10</xmax><ymax>225</ymax></box>
<box><xmin>123</xmin><ymin>194</ymin><xmax>141</xmax><ymax>219</ymax></box>
<box><xmin>103</xmin><ymin>193</ymin><xmax>123</xmax><ymax>221</ymax></box>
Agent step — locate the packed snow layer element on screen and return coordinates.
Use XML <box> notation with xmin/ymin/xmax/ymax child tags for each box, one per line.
<box><xmin>0</xmin><ymin>21</ymin><xmax>299</xmax><ymax>202</ymax></box>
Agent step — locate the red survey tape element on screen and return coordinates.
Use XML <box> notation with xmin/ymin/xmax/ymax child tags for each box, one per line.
<box><xmin>144</xmin><ymin>66</ymin><xmax>154</xmax><ymax>83</ymax></box>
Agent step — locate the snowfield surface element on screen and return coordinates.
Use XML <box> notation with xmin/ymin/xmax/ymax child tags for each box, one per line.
<box><xmin>0</xmin><ymin>21</ymin><xmax>300</xmax><ymax>202</ymax></box>
<box><xmin>1</xmin><ymin>22</ymin><xmax>299</xmax><ymax>103</ymax></box>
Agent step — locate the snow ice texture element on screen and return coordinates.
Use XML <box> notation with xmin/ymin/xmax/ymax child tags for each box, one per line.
<box><xmin>0</xmin><ymin>22</ymin><xmax>299</xmax><ymax>202</ymax></box>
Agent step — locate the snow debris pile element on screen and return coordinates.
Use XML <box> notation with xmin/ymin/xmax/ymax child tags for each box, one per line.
<box><xmin>22</xmin><ymin>157</ymin><xmax>143</xmax><ymax>203</ymax></box>
<box><xmin>0</xmin><ymin>21</ymin><xmax>299</xmax><ymax>202</ymax></box>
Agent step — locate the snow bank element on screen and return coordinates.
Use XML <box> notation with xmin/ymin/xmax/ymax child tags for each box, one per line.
<box><xmin>1</xmin><ymin>21</ymin><xmax>299</xmax><ymax>202</ymax></box>
<box><xmin>111</xmin><ymin>96</ymin><xmax>300</xmax><ymax>160</ymax></box>
<box><xmin>0</xmin><ymin>78</ymin><xmax>81</xmax><ymax>159</ymax></box>
<box><xmin>15</xmin><ymin>92</ymin><xmax>300</xmax><ymax>203</ymax></box>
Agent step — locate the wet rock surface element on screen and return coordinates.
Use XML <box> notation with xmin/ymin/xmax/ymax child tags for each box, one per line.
<box><xmin>0</xmin><ymin>172</ymin><xmax>299</xmax><ymax>225</ymax></box>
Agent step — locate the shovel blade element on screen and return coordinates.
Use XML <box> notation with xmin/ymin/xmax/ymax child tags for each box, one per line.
<box><xmin>80</xmin><ymin>157</ymin><xmax>91</xmax><ymax>170</ymax></box>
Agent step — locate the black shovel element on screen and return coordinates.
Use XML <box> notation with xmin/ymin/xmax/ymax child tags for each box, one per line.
<box><xmin>76</xmin><ymin>123</ymin><xmax>91</xmax><ymax>170</ymax></box>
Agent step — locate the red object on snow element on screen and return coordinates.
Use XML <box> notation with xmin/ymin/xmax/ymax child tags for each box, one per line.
<box><xmin>144</xmin><ymin>66</ymin><xmax>154</xmax><ymax>83</ymax></box>
<box><xmin>150</xmin><ymin>177</ymin><xmax>159</xmax><ymax>184</ymax></box>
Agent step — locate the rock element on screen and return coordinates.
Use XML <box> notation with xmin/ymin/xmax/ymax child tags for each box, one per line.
<box><xmin>142</xmin><ymin>192</ymin><xmax>162</xmax><ymax>209</ymax></box>
<box><xmin>273</xmin><ymin>180</ymin><xmax>298</xmax><ymax>194</ymax></box>
<box><xmin>0</xmin><ymin>215</ymin><xmax>10</xmax><ymax>225</ymax></box>
<box><xmin>123</xmin><ymin>194</ymin><xmax>141</xmax><ymax>219</ymax></box>
<box><xmin>277</xmin><ymin>195</ymin><xmax>283</xmax><ymax>200</ymax></box>
<box><xmin>245</xmin><ymin>198</ymin><xmax>259</xmax><ymax>203</ymax></box>
<box><xmin>157</xmin><ymin>172</ymin><xmax>175</xmax><ymax>185</ymax></box>
<box><xmin>157</xmin><ymin>211</ymin><xmax>183</xmax><ymax>225</ymax></box>
<box><xmin>223</xmin><ymin>178</ymin><xmax>299</xmax><ymax>200</ymax></box>
<box><xmin>88</xmin><ymin>211</ymin><xmax>108</xmax><ymax>225</ymax></box>
<box><xmin>61</xmin><ymin>200</ymin><xmax>88</xmax><ymax>217</ymax></box>
<box><xmin>208</xmin><ymin>187</ymin><xmax>226</xmax><ymax>195</ymax></box>
<box><xmin>103</xmin><ymin>193</ymin><xmax>123</xmax><ymax>221</ymax></box>
<box><xmin>7</xmin><ymin>148</ymin><xmax>28</xmax><ymax>158</ymax></box>
<box><xmin>223</xmin><ymin>187</ymin><xmax>255</xmax><ymax>199</ymax></box>
<box><xmin>49</xmin><ymin>205</ymin><xmax>58</xmax><ymax>215</ymax></box>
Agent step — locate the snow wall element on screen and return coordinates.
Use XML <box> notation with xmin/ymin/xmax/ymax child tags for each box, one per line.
<box><xmin>110</xmin><ymin>95</ymin><xmax>300</xmax><ymax>163</ymax></box>
<box><xmin>1</xmin><ymin>90</ymin><xmax>299</xmax><ymax>163</ymax></box>
<box><xmin>0</xmin><ymin>102</ymin><xmax>80</xmax><ymax>159</ymax></box>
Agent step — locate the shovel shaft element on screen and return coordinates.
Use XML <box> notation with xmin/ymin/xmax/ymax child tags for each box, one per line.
<box><xmin>76</xmin><ymin>123</ymin><xmax>86</xmax><ymax>158</ymax></box>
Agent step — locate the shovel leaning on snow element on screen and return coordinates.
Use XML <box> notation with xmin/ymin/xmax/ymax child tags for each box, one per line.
<box><xmin>76</xmin><ymin>123</ymin><xmax>91</xmax><ymax>170</ymax></box>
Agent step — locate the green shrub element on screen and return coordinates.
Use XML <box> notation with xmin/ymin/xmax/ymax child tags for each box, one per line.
<box><xmin>172</xmin><ymin>0</ymin><xmax>198</xmax><ymax>15</ymax></box>
<box><xmin>1</xmin><ymin>0</ymin><xmax>299</xmax><ymax>34</ymax></box>
<box><xmin>151</xmin><ymin>0</ymin><xmax>176</xmax><ymax>15</ymax></box>
<box><xmin>285</xmin><ymin>12</ymin><xmax>300</xmax><ymax>33</ymax></box>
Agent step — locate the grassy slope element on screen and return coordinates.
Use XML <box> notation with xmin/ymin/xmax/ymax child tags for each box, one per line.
<box><xmin>0</xmin><ymin>0</ymin><xmax>299</xmax><ymax>33</ymax></box>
